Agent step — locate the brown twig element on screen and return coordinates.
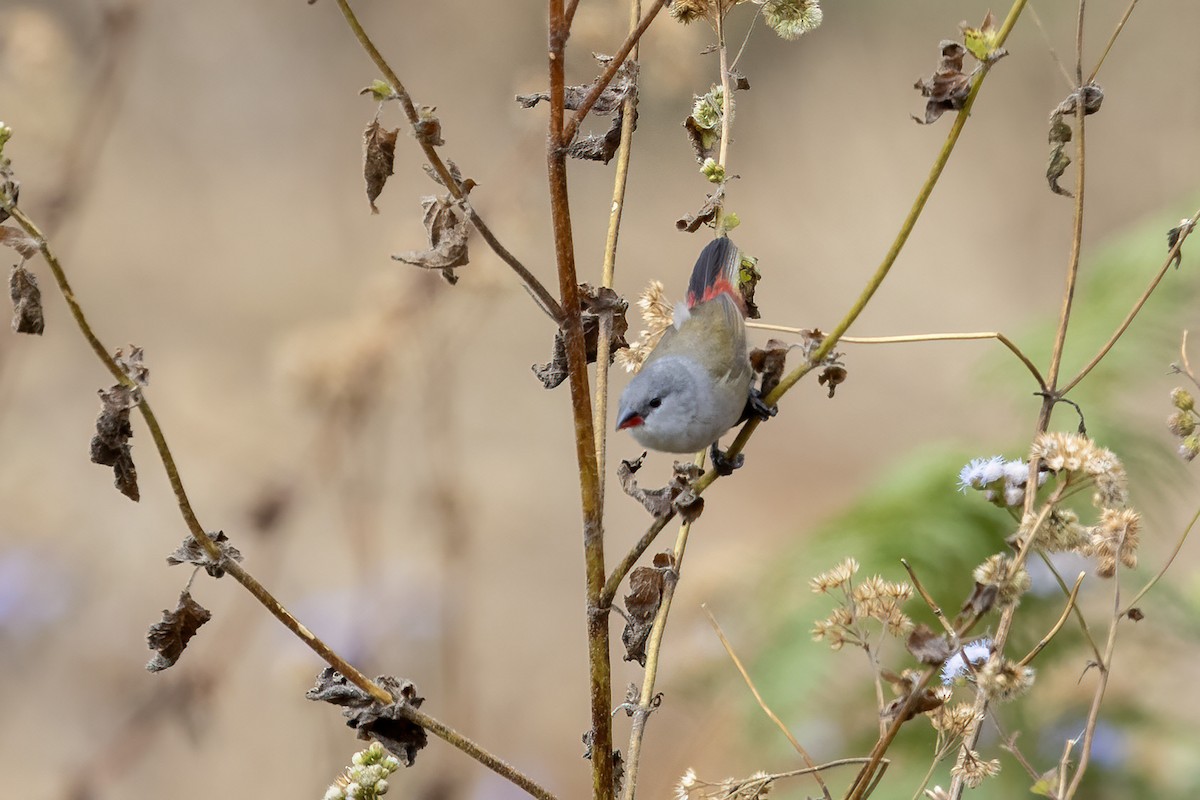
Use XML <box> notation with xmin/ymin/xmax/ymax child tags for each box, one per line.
<box><xmin>602</xmin><ymin>513</ymin><xmax>674</xmax><ymax>607</ymax></box>
<box><xmin>331</xmin><ymin>0</ymin><xmax>564</xmax><ymax>322</ymax></box>
<box><xmin>1018</xmin><ymin>571</ymin><xmax>1085</xmax><ymax>667</ymax></box>
<box><xmin>545</xmin><ymin>2</ymin><xmax>614</xmax><ymax>797</ymax></box>
<box><xmin>1087</xmin><ymin>0</ymin><xmax>1140</xmax><ymax>83</ymax></box>
<box><xmin>901</xmin><ymin>559</ymin><xmax>956</xmax><ymax>637</ymax></box>
<box><xmin>703</xmin><ymin>605</ymin><xmax>833</xmax><ymax>800</ymax></box>
<box><xmin>3</xmin><ymin>199</ymin><xmax>556</xmax><ymax>800</ymax></box>
<box><xmin>1121</xmin><ymin>501</ymin><xmax>1200</xmax><ymax>617</ymax></box>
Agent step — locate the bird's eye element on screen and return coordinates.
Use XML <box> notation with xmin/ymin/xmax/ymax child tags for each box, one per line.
<box><xmin>648</xmin><ymin>398</ymin><xmax>662</xmax><ymax>409</ymax></box>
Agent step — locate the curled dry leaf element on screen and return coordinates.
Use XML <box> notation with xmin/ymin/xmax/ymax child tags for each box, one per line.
<box><xmin>166</xmin><ymin>530</ymin><xmax>244</xmax><ymax>579</ymax></box>
<box><xmin>1046</xmin><ymin>84</ymin><xmax>1104</xmax><ymax>197</ymax></box>
<box><xmin>913</xmin><ymin>41</ymin><xmax>971</xmax><ymax>125</ymax></box>
<box><xmin>749</xmin><ymin>339</ymin><xmax>790</xmax><ymax>398</ymax></box>
<box><xmin>306</xmin><ymin>667</ymin><xmax>428</xmax><ymax>766</ymax></box>
<box><xmin>422</xmin><ymin>159</ymin><xmax>476</xmax><ymax>196</ymax></box>
<box><xmin>413</xmin><ymin>105</ymin><xmax>444</xmax><ymax>147</ymax></box>
<box><xmin>622</xmin><ymin>552</ymin><xmax>678</xmax><ymax>665</ymax></box>
<box><xmin>517</xmin><ymin>54</ymin><xmax>638</xmax><ymax>116</ymax></box>
<box><xmin>9</xmin><ymin>263</ymin><xmax>43</xmax><ymax>335</ymax></box>
<box><xmin>881</xmin><ymin>669</ymin><xmax>945</xmax><ymax>722</ymax></box>
<box><xmin>960</xmin><ymin>581</ymin><xmax>998</xmax><ymax>619</ymax></box>
<box><xmin>676</xmin><ymin>187</ymin><xmax>724</xmax><ymax>233</ymax></box>
<box><xmin>819</xmin><ymin>363</ymin><xmax>848</xmax><ymax>397</ymax></box>
<box><xmin>567</xmin><ymin>104</ymin><xmax>637</xmax><ymax>164</ymax></box>
<box><xmin>617</xmin><ymin>455</ymin><xmax>705</xmax><ymax>522</ymax></box>
<box><xmin>683</xmin><ymin>115</ymin><xmax>718</xmax><ymax>164</ymax></box>
<box><xmin>0</xmin><ymin>224</ymin><xmax>38</xmax><ymax>259</ymax></box>
<box><xmin>906</xmin><ymin>623</ymin><xmax>954</xmax><ymax>665</ymax></box>
<box><xmin>90</xmin><ymin>384</ymin><xmax>140</xmax><ymax>502</ymax></box>
<box><xmin>1167</xmin><ymin>218</ymin><xmax>1195</xmax><ymax>269</ymax></box>
<box><xmin>532</xmin><ymin>284</ymin><xmax>629</xmax><ymax>389</ymax></box>
<box><xmin>0</xmin><ymin>157</ymin><xmax>17</xmax><ymax>223</ymax></box>
<box><xmin>363</xmin><ymin>117</ymin><xmax>399</xmax><ymax>214</ymax></box>
<box><xmin>392</xmin><ymin>195</ymin><xmax>469</xmax><ymax>285</ymax></box>
<box><xmin>146</xmin><ymin>590</ymin><xmax>212</xmax><ymax>672</ymax></box>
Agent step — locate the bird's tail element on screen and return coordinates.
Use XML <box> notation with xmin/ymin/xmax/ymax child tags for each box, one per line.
<box><xmin>685</xmin><ymin>236</ymin><xmax>745</xmax><ymax>314</ymax></box>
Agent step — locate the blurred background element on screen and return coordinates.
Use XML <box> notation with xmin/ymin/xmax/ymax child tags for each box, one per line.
<box><xmin>2</xmin><ymin>1</ymin><xmax>1199</xmax><ymax>797</ymax></box>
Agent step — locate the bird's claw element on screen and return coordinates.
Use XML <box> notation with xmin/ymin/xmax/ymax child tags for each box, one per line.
<box><xmin>710</xmin><ymin>442</ymin><xmax>745</xmax><ymax>476</ymax></box>
<box><xmin>740</xmin><ymin>387</ymin><xmax>777</xmax><ymax>424</ymax></box>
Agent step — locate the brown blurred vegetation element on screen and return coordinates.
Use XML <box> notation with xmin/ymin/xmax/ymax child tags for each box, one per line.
<box><xmin>1</xmin><ymin>1</ymin><xmax>1198</xmax><ymax>798</ymax></box>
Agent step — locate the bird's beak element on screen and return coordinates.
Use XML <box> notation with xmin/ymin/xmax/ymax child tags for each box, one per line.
<box><xmin>616</xmin><ymin>410</ymin><xmax>643</xmax><ymax>430</ymax></box>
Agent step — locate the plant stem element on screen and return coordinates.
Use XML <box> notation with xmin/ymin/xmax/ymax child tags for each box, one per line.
<box><xmin>594</xmin><ymin>0</ymin><xmax>642</xmax><ymax>510</ymax></box>
<box><xmin>1058</xmin><ymin>203</ymin><xmax>1200</xmax><ymax>395</ymax></box>
<box><xmin>331</xmin><ymin>0</ymin><xmax>564</xmax><ymax>322</ymax></box>
<box><xmin>546</xmin><ymin>3</ymin><xmax>614</xmax><ymax>797</ymax></box>
<box><xmin>1087</xmin><ymin>0</ymin><xmax>1140</xmax><ymax>83</ymax></box>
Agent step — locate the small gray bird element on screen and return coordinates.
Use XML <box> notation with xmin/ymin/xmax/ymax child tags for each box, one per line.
<box><xmin>616</xmin><ymin>237</ymin><xmax>754</xmax><ymax>455</ymax></box>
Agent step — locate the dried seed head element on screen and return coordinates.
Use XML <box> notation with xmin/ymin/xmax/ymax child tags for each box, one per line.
<box><xmin>1030</xmin><ymin>431</ymin><xmax>1095</xmax><ymax>473</ymax></box>
<box><xmin>977</xmin><ymin>657</ymin><xmax>1035</xmax><ymax>702</ymax></box>
<box><xmin>809</xmin><ymin>557</ymin><xmax>858</xmax><ymax>593</ymax></box>
<box><xmin>1173</xmin><ymin>387</ymin><xmax>1195</xmax><ymax>413</ymax></box>
<box><xmin>760</xmin><ymin>0</ymin><xmax>823</xmax><ymax>40</ymax></box>
<box><xmin>1168</xmin><ymin>410</ymin><xmax>1197</xmax><ymax>437</ymax></box>
<box><xmin>1180</xmin><ymin>434</ymin><xmax>1200</xmax><ymax>462</ymax></box>
<box><xmin>1089</xmin><ymin>507</ymin><xmax>1141</xmax><ymax>578</ymax></box>
<box><xmin>615</xmin><ymin>280</ymin><xmax>674</xmax><ymax>373</ymax></box>
<box><xmin>1018</xmin><ymin>508</ymin><xmax>1089</xmax><ymax>553</ymax></box>
<box><xmin>972</xmin><ymin>554</ymin><xmax>1030</xmax><ymax>608</ymax></box>
<box><xmin>928</xmin><ymin>701</ymin><xmax>982</xmax><ymax>738</ymax></box>
<box><xmin>951</xmin><ymin>748</ymin><xmax>1001</xmax><ymax>789</ymax></box>
<box><xmin>669</xmin><ymin>0</ymin><xmax>712</xmax><ymax>23</ymax></box>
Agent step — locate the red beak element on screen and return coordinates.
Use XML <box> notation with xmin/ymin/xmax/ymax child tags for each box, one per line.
<box><xmin>617</xmin><ymin>411</ymin><xmax>643</xmax><ymax>430</ymax></box>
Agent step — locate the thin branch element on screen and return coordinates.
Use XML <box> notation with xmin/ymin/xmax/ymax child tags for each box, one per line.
<box><xmin>593</xmin><ymin>0</ymin><xmax>642</xmax><ymax>511</ymax></box>
<box><xmin>989</xmin><ymin>715</ymin><xmax>1044</xmax><ymax>783</ymax></box>
<box><xmin>703</xmin><ymin>605</ymin><xmax>833</xmax><ymax>800</ymax></box>
<box><xmin>1064</xmin><ymin>560</ymin><xmax>1121</xmax><ymax>798</ymax></box>
<box><xmin>1027</xmin><ymin>1</ymin><xmax>1075</xmax><ymax>90</ymax></box>
<box><xmin>1018</xmin><ymin>571</ymin><xmax>1085</xmax><ymax>667</ymax></box>
<box><xmin>1087</xmin><ymin>0</ymin><xmax>1139</xmax><ymax>83</ymax></box>
<box><xmin>1059</xmin><ymin>203</ymin><xmax>1200</xmax><ymax>394</ymax></box>
<box><xmin>546</xmin><ymin>2</ymin><xmax>614</xmax><ymax>797</ymax></box>
<box><xmin>602</xmin><ymin>514</ymin><xmax>674</xmax><ymax>607</ymax></box>
<box><xmin>3</xmin><ymin>199</ymin><xmax>558</xmax><ymax>800</ymax></box>
<box><xmin>714</xmin><ymin>4</ymin><xmax>733</xmax><ymax>235</ymax></box>
<box><xmin>901</xmin><ymin>559</ymin><xmax>955</xmax><ymax>637</ymax></box>
<box><xmin>621</xmin><ymin>504</ymin><xmax>695</xmax><ymax>800</ymax></box>
<box><xmin>561</xmin><ymin>0</ymin><xmax>669</xmax><ymax>146</ymax></box>
<box><xmin>1038</xmin><ymin>552</ymin><xmax>1105</xmax><ymax>664</ymax></box>
<box><xmin>331</xmin><ymin>0</ymin><xmax>564</xmax><ymax>322</ymax></box>
<box><xmin>748</xmin><ymin>325</ymin><xmax>1049</xmax><ymax>392</ymax></box>
<box><xmin>1121</xmin><ymin>501</ymin><xmax>1200</xmax><ymax>616</ymax></box>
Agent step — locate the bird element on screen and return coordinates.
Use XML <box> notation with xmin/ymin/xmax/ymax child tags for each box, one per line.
<box><xmin>616</xmin><ymin>236</ymin><xmax>765</xmax><ymax>465</ymax></box>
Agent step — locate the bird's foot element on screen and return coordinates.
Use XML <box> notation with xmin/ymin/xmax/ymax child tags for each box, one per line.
<box><xmin>710</xmin><ymin>442</ymin><xmax>745</xmax><ymax>476</ymax></box>
<box><xmin>740</xmin><ymin>387</ymin><xmax>777</xmax><ymax>424</ymax></box>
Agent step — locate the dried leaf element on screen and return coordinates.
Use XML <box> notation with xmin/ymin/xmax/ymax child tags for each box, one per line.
<box><xmin>532</xmin><ymin>284</ymin><xmax>629</xmax><ymax>389</ymax></box>
<box><xmin>167</xmin><ymin>531</ymin><xmax>244</xmax><ymax>578</ymax></box>
<box><xmin>516</xmin><ymin>55</ymin><xmax>638</xmax><ymax>117</ymax></box>
<box><xmin>683</xmin><ymin>115</ymin><xmax>719</xmax><ymax>163</ymax></box>
<box><xmin>363</xmin><ymin>118</ymin><xmax>399</xmax><ymax>214</ymax></box>
<box><xmin>114</xmin><ymin>345</ymin><xmax>150</xmax><ymax>387</ymax></box>
<box><xmin>731</xmin><ymin>71</ymin><xmax>751</xmax><ymax>91</ymax></box>
<box><xmin>146</xmin><ymin>590</ymin><xmax>212</xmax><ymax>672</ymax></box>
<box><xmin>616</xmin><ymin>456</ymin><xmax>705</xmax><ymax>522</ymax></box>
<box><xmin>912</xmin><ymin>41</ymin><xmax>971</xmax><ymax>125</ymax></box>
<box><xmin>1125</xmin><ymin>607</ymin><xmax>1144</xmax><ymax>622</ymax></box>
<box><xmin>818</xmin><ymin>364</ymin><xmax>848</xmax><ymax>397</ymax></box>
<box><xmin>90</xmin><ymin>384</ymin><xmax>140</xmax><ymax>502</ymax></box>
<box><xmin>567</xmin><ymin>104</ymin><xmax>636</xmax><ymax>164</ymax></box>
<box><xmin>906</xmin><ymin>623</ymin><xmax>954</xmax><ymax>665</ymax></box>
<box><xmin>960</xmin><ymin>581</ymin><xmax>998</xmax><ymax>619</ymax></box>
<box><xmin>749</xmin><ymin>339</ymin><xmax>790</xmax><ymax>398</ymax></box>
<box><xmin>1030</xmin><ymin>766</ymin><xmax>1061</xmax><ymax>796</ymax></box>
<box><xmin>413</xmin><ymin>105</ymin><xmax>444</xmax><ymax>147</ymax></box>
<box><xmin>392</xmin><ymin>195</ymin><xmax>469</xmax><ymax>284</ymax></box>
<box><xmin>676</xmin><ymin>187</ymin><xmax>724</xmax><ymax>233</ymax></box>
<box><xmin>421</xmin><ymin>160</ymin><xmax>476</xmax><ymax>195</ymax></box>
<box><xmin>307</xmin><ymin>668</ymin><xmax>428</xmax><ymax>766</ymax></box>
<box><xmin>622</xmin><ymin>552</ymin><xmax>677</xmax><ymax>665</ymax></box>
<box><xmin>1046</xmin><ymin>85</ymin><xmax>1103</xmax><ymax>197</ymax></box>
<box><xmin>1167</xmin><ymin>218</ymin><xmax>1195</xmax><ymax>269</ymax></box>
<box><xmin>881</xmin><ymin>670</ymin><xmax>945</xmax><ymax>722</ymax></box>
<box><xmin>0</xmin><ymin>224</ymin><xmax>38</xmax><ymax>259</ymax></box>
<box><xmin>0</xmin><ymin>159</ymin><xmax>17</xmax><ymax>224</ymax></box>
<box><xmin>9</xmin><ymin>263</ymin><xmax>43</xmax><ymax>335</ymax></box>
